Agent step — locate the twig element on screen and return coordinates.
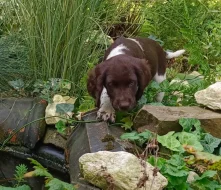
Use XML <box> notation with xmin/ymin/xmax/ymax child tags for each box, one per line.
<box><xmin>0</xmin><ymin>116</ymin><xmax>101</xmax><ymax>150</ymax></box>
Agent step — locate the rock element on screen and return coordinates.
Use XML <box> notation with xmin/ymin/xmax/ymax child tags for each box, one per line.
<box><xmin>43</xmin><ymin>126</ymin><xmax>67</xmax><ymax>149</ymax></box>
<box><xmin>79</xmin><ymin>151</ymin><xmax>168</xmax><ymax>190</ymax></box>
<box><xmin>187</xmin><ymin>171</ymin><xmax>198</xmax><ymax>183</ymax></box>
<box><xmin>45</xmin><ymin>94</ymin><xmax>76</xmax><ymax>124</ymax></box>
<box><xmin>189</xmin><ymin>71</ymin><xmax>204</xmax><ymax>78</ymax></box>
<box><xmin>195</xmin><ymin>82</ymin><xmax>221</xmax><ymax>110</ymax></box>
<box><xmin>133</xmin><ymin>105</ymin><xmax>221</xmax><ymax>138</ymax></box>
<box><xmin>66</xmin><ymin>110</ymin><xmax>128</xmax><ymax>184</ymax></box>
<box><xmin>0</xmin><ymin>98</ymin><xmax>47</xmax><ymax>149</ymax></box>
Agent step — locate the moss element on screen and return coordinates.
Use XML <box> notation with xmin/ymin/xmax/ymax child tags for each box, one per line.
<box><xmin>101</xmin><ymin>134</ymin><xmax>115</xmax><ymax>142</ymax></box>
<box><xmin>105</xmin><ymin>141</ymin><xmax>114</xmax><ymax>151</ymax></box>
<box><xmin>208</xmin><ymin>160</ymin><xmax>221</xmax><ymax>171</ymax></box>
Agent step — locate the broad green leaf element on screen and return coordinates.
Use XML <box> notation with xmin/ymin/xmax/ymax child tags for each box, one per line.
<box><xmin>55</xmin><ymin>120</ymin><xmax>66</xmax><ymax>134</ymax></box>
<box><xmin>176</xmin><ymin>132</ymin><xmax>204</xmax><ymax>152</ymax></box>
<box><xmin>121</xmin><ymin>116</ymin><xmax>133</xmax><ymax>130</ymax></box>
<box><xmin>8</xmin><ymin>79</ymin><xmax>24</xmax><ymax>90</ymax></box>
<box><xmin>165</xmin><ymin>176</ymin><xmax>189</xmax><ymax>189</ymax></box>
<box><xmin>201</xmin><ymin>133</ymin><xmax>221</xmax><ymax>153</ymax></box>
<box><xmin>46</xmin><ymin>178</ymin><xmax>75</xmax><ymax>190</ymax></box>
<box><xmin>138</xmin><ymin>130</ymin><xmax>153</xmax><ymax>140</ymax></box>
<box><xmin>157</xmin><ymin>131</ymin><xmax>182</xmax><ymax>152</ymax></box>
<box><xmin>179</xmin><ymin>118</ymin><xmax>201</xmax><ymax>133</ymax></box>
<box><xmin>56</xmin><ymin>103</ymin><xmax>74</xmax><ymax>114</ymax></box>
<box><xmin>167</xmin><ymin>154</ymin><xmax>186</xmax><ymax>168</ymax></box>
<box><xmin>194</xmin><ymin>170</ymin><xmax>217</xmax><ymax>181</ymax></box>
<box><xmin>191</xmin><ymin>171</ymin><xmax>221</xmax><ymax>190</ymax></box>
<box><xmin>149</xmin><ymin>81</ymin><xmax>161</xmax><ymax>90</ymax></box>
<box><xmin>165</xmin><ymin>165</ymin><xmax>189</xmax><ymax>177</ymax></box>
<box><xmin>0</xmin><ymin>185</ymin><xmax>31</xmax><ymax>190</ymax></box>
<box><xmin>147</xmin><ymin>156</ymin><xmax>166</xmax><ymax>170</ymax></box>
<box><xmin>191</xmin><ymin>178</ymin><xmax>221</xmax><ymax>190</ymax></box>
<box><xmin>194</xmin><ymin>151</ymin><xmax>221</xmax><ymax>164</ymax></box>
<box><xmin>160</xmin><ymin>80</ymin><xmax>170</xmax><ymax>92</ymax></box>
<box><xmin>120</xmin><ymin>131</ymin><xmax>140</xmax><ymax>141</ymax></box>
<box><xmin>138</xmin><ymin>95</ymin><xmax>147</xmax><ymax>106</ymax></box>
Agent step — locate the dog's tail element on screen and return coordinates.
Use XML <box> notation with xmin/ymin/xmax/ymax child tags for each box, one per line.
<box><xmin>166</xmin><ymin>49</ymin><xmax>185</xmax><ymax>59</ymax></box>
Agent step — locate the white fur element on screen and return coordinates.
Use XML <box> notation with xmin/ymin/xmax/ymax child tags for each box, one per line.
<box><xmin>97</xmin><ymin>87</ymin><xmax>115</xmax><ymax>122</ymax></box>
<box><xmin>127</xmin><ymin>38</ymin><xmax>144</xmax><ymax>51</ymax></box>
<box><xmin>153</xmin><ymin>73</ymin><xmax>166</xmax><ymax>84</ymax></box>
<box><xmin>166</xmin><ymin>49</ymin><xmax>185</xmax><ymax>59</ymax></box>
<box><xmin>106</xmin><ymin>44</ymin><xmax>128</xmax><ymax>60</ymax></box>
<box><xmin>153</xmin><ymin>73</ymin><xmax>166</xmax><ymax>102</ymax></box>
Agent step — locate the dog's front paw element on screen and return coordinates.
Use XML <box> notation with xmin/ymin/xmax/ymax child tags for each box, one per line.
<box><xmin>97</xmin><ymin>107</ymin><xmax>116</xmax><ymax>123</ymax></box>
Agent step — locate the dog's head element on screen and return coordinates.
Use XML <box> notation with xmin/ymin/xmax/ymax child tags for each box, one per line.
<box><xmin>87</xmin><ymin>55</ymin><xmax>151</xmax><ymax>111</ymax></box>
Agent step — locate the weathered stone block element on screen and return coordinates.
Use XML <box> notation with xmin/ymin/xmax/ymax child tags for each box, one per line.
<box><xmin>0</xmin><ymin>98</ymin><xmax>47</xmax><ymax>149</ymax></box>
<box><xmin>134</xmin><ymin>105</ymin><xmax>221</xmax><ymax>138</ymax></box>
<box><xmin>195</xmin><ymin>82</ymin><xmax>221</xmax><ymax>110</ymax></box>
<box><xmin>79</xmin><ymin>151</ymin><xmax>168</xmax><ymax>190</ymax></box>
<box><xmin>65</xmin><ymin>110</ymin><xmax>126</xmax><ymax>186</ymax></box>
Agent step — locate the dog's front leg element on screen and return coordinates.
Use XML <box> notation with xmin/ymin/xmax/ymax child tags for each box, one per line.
<box><xmin>97</xmin><ymin>87</ymin><xmax>116</xmax><ymax>122</ymax></box>
<box><xmin>153</xmin><ymin>73</ymin><xmax>166</xmax><ymax>102</ymax></box>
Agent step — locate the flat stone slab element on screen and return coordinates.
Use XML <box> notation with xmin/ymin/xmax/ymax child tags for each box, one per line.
<box><xmin>65</xmin><ymin>110</ymin><xmax>127</xmax><ymax>186</ymax></box>
<box><xmin>134</xmin><ymin>105</ymin><xmax>221</xmax><ymax>137</ymax></box>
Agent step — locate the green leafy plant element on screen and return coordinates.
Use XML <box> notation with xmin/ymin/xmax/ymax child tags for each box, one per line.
<box><xmin>120</xmin><ymin>130</ymin><xmax>153</xmax><ymax>147</ymax></box>
<box><xmin>121</xmin><ymin>117</ymin><xmax>221</xmax><ymax>189</ymax></box>
<box><xmin>78</xmin><ymin>95</ymin><xmax>95</xmax><ymax>112</ymax></box>
<box><xmin>139</xmin><ymin>0</ymin><xmax>221</xmax><ymax>76</ymax></box>
<box><xmin>55</xmin><ymin>120</ymin><xmax>66</xmax><ymax>135</ymax></box>
<box><xmin>201</xmin><ymin>134</ymin><xmax>221</xmax><ymax>154</ymax></box>
<box><xmin>0</xmin><ymin>35</ymin><xmax>31</xmax><ymax>93</ymax></box>
<box><xmin>14</xmin><ymin>164</ymin><xmax>28</xmax><ymax>187</ymax></box>
<box><xmin>11</xmin><ymin>0</ymin><xmax>144</xmax><ymax>98</ymax></box>
<box><xmin>33</xmin><ymin>79</ymin><xmax>72</xmax><ymax>103</ymax></box>
<box><xmin>157</xmin><ymin>131</ymin><xmax>183</xmax><ymax>152</ymax></box>
<box><xmin>149</xmin><ymin>154</ymin><xmax>190</xmax><ymax>189</ymax></box>
<box><xmin>26</xmin><ymin>158</ymin><xmax>75</xmax><ymax>190</ymax></box>
<box><xmin>191</xmin><ymin>170</ymin><xmax>221</xmax><ymax>190</ymax></box>
<box><xmin>141</xmin><ymin>75</ymin><xmax>208</xmax><ymax>107</ymax></box>
<box><xmin>56</xmin><ymin>103</ymin><xmax>74</xmax><ymax>114</ymax></box>
<box><xmin>45</xmin><ymin>178</ymin><xmax>75</xmax><ymax>190</ymax></box>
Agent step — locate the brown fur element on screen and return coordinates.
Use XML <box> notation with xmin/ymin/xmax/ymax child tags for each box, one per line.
<box><xmin>87</xmin><ymin>37</ymin><xmax>166</xmax><ymax>111</ymax></box>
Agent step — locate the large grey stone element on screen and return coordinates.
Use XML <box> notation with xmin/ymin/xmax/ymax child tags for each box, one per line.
<box><xmin>195</xmin><ymin>82</ymin><xmax>221</xmax><ymax>110</ymax></box>
<box><xmin>133</xmin><ymin>105</ymin><xmax>221</xmax><ymax>138</ymax></box>
<box><xmin>79</xmin><ymin>151</ymin><xmax>168</xmax><ymax>190</ymax></box>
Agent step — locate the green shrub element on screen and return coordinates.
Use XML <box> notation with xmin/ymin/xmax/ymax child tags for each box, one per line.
<box><xmin>139</xmin><ymin>0</ymin><xmax>221</xmax><ymax>75</ymax></box>
<box><xmin>11</xmin><ymin>0</ymin><xmax>146</xmax><ymax>98</ymax></box>
<box><xmin>0</xmin><ymin>34</ymin><xmax>31</xmax><ymax>92</ymax></box>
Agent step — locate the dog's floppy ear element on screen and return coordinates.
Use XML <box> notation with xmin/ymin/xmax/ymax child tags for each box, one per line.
<box><xmin>87</xmin><ymin>63</ymin><xmax>106</xmax><ymax>107</ymax></box>
<box><xmin>133</xmin><ymin>59</ymin><xmax>151</xmax><ymax>101</ymax></box>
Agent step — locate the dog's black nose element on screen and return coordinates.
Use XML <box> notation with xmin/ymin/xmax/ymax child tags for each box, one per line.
<box><xmin>119</xmin><ymin>101</ymin><xmax>130</xmax><ymax>111</ymax></box>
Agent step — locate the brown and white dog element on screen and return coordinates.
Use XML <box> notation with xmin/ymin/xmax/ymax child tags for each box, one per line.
<box><xmin>87</xmin><ymin>37</ymin><xmax>185</xmax><ymax>122</ymax></box>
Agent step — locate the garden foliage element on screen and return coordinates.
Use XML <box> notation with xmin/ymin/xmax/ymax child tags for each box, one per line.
<box><xmin>121</xmin><ymin>118</ymin><xmax>221</xmax><ymax>189</ymax></box>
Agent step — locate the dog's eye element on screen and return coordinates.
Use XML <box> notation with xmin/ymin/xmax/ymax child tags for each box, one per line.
<box><xmin>107</xmin><ymin>82</ymin><xmax>113</xmax><ymax>87</ymax></box>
